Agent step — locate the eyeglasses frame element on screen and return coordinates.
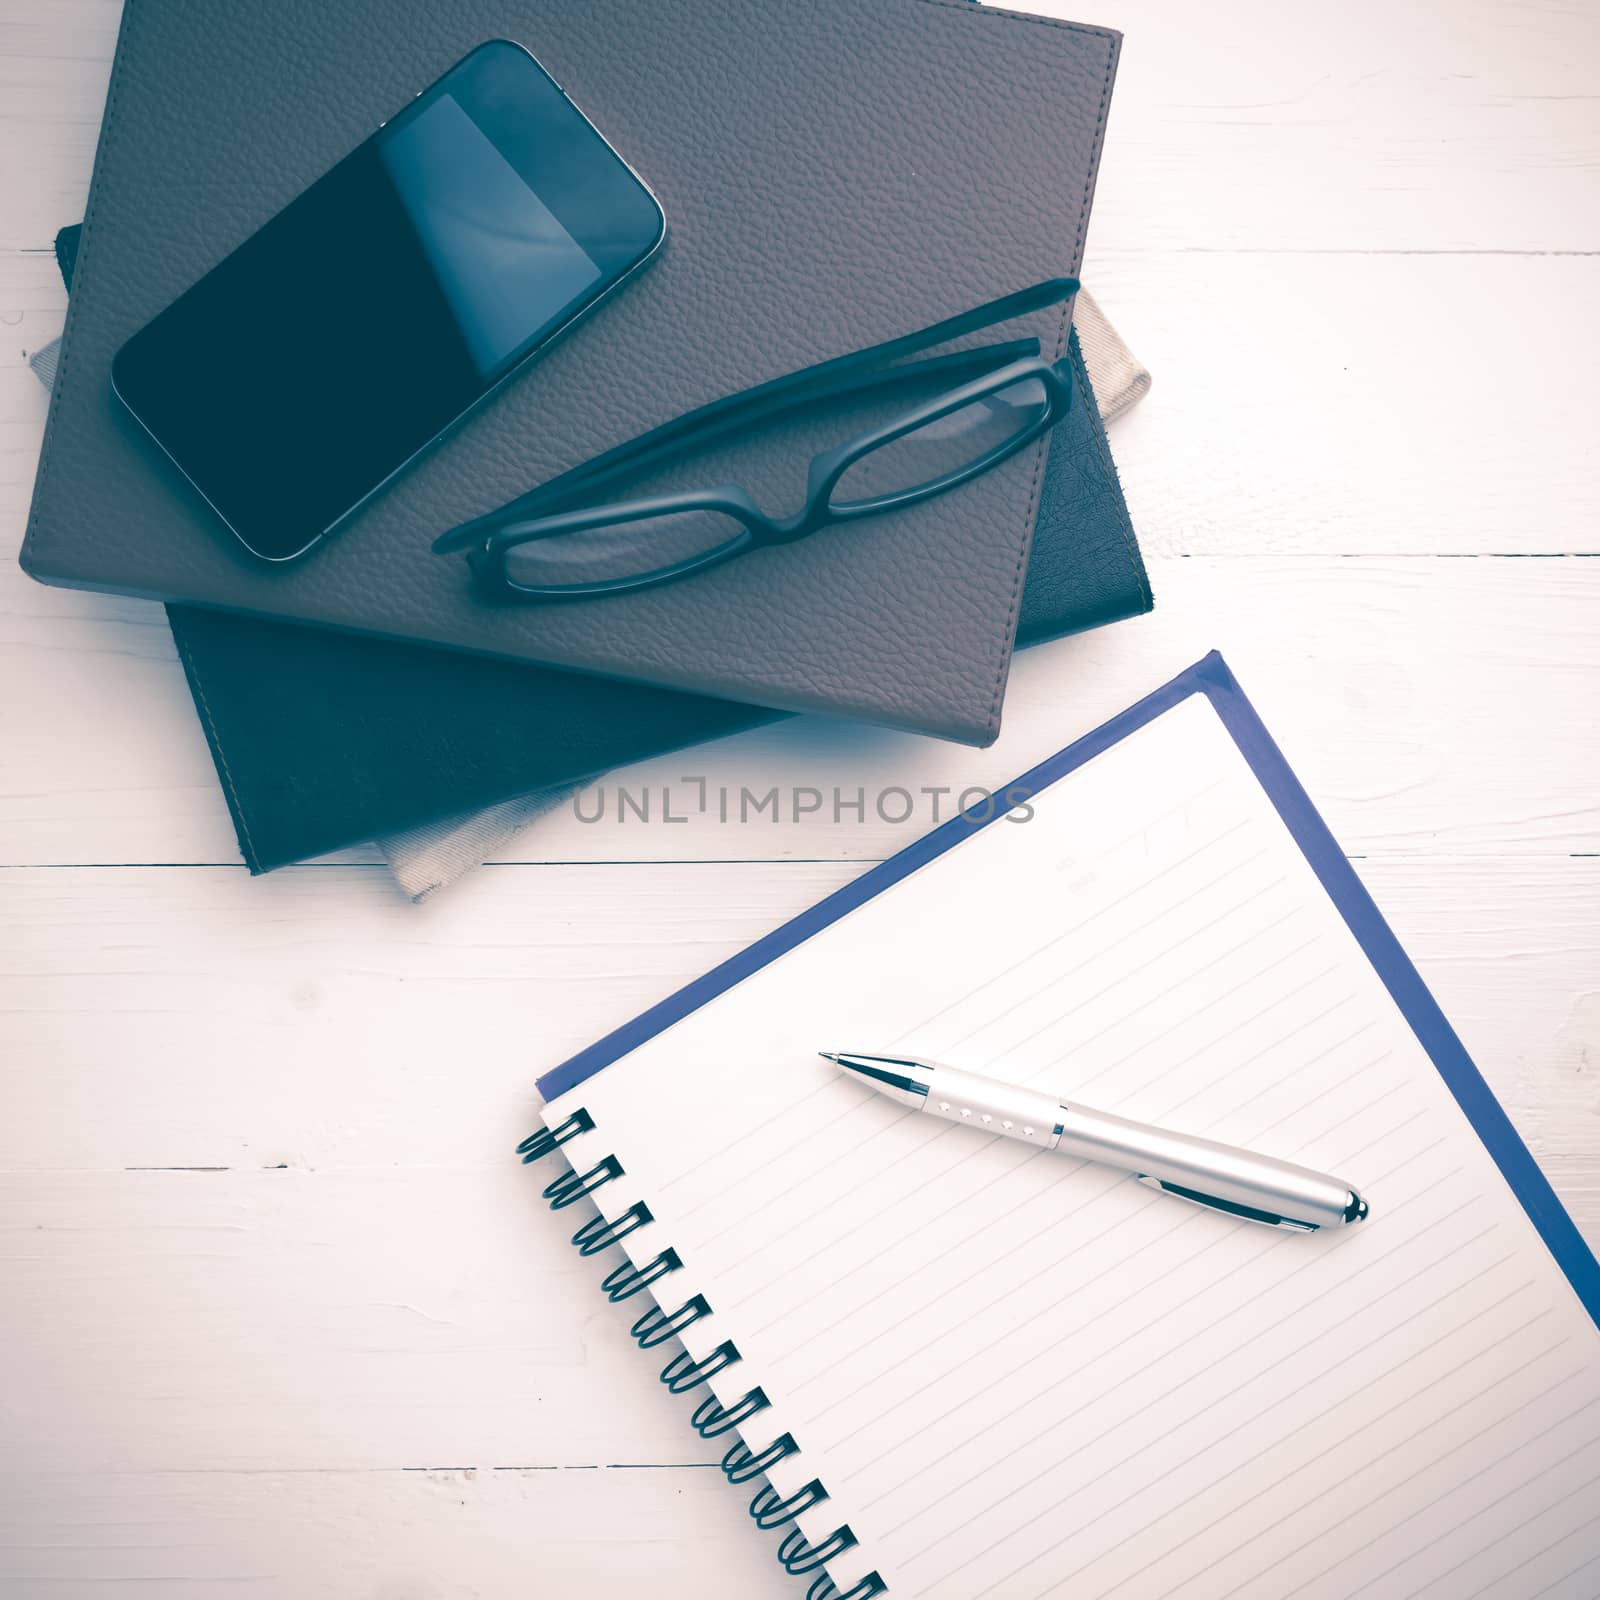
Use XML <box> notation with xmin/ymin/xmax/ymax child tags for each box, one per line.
<box><xmin>435</xmin><ymin>276</ymin><xmax>1080</xmax><ymax>601</ymax></box>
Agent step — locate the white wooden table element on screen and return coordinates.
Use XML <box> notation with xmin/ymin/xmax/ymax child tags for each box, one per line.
<box><xmin>3</xmin><ymin>2</ymin><xmax>1596</xmax><ymax>1594</ymax></box>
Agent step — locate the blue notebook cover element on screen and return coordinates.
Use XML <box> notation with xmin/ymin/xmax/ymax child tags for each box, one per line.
<box><xmin>540</xmin><ymin>651</ymin><xmax>1599</xmax><ymax>1324</ymax></box>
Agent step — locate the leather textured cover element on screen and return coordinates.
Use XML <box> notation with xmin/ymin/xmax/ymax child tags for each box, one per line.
<box><xmin>21</xmin><ymin>0</ymin><xmax>1120</xmax><ymax>745</ymax></box>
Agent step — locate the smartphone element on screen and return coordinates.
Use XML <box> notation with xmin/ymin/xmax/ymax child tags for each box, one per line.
<box><xmin>112</xmin><ymin>40</ymin><xmax>665</xmax><ymax>563</ymax></box>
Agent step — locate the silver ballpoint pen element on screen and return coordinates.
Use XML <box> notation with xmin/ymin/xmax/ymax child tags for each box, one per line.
<box><xmin>821</xmin><ymin>1051</ymin><xmax>1369</xmax><ymax>1232</ymax></box>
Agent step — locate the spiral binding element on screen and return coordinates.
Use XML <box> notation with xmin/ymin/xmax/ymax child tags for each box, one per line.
<box><xmin>602</xmin><ymin>1248</ymin><xmax>681</xmax><ymax>1302</ymax></box>
<box><xmin>692</xmin><ymin>1385</ymin><xmax>769</xmax><ymax>1437</ymax></box>
<box><xmin>523</xmin><ymin>1109</ymin><xmax>887</xmax><ymax>1599</ymax></box>
<box><xmin>517</xmin><ymin>1108</ymin><xmax>593</xmax><ymax>1162</ymax></box>
<box><xmin>632</xmin><ymin>1294</ymin><xmax>710</xmax><ymax>1349</ymax></box>
<box><xmin>543</xmin><ymin>1156</ymin><xmax>622</xmax><ymax>1209</ymax></box>
<box><xmin>722</xmin><ymin>1430</ymin><xmax>797</xmax><ymax>1484</ymax></box>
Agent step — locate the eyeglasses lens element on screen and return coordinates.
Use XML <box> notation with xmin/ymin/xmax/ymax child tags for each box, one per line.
<box><xmin>828</xmin><ymin>376</ymin><xmax>1050</xmax><ymax>509</ymax></box>
<box><xmin>502</xmin><ymin>507</ymin><xmax>748</xmax><ymax>590</ymax></box>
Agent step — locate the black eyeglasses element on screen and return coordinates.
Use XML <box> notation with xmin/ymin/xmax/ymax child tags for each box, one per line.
<box><xmin>432</xmin><ymin>277</ymin><xmax>1079</xmax><ymax>601</ymax></box>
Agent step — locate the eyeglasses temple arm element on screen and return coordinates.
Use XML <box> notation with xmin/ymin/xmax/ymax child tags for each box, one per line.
<box><xmin>534</xmin><ymin>340</ymin><xmax>1039</xmax><ymax>501</ymax></box>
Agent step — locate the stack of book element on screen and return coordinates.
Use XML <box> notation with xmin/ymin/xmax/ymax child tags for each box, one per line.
<box><xmin>23</xmin><ymin>0</ymin><xmax>1151</xmax><ymax>873</ymax></box>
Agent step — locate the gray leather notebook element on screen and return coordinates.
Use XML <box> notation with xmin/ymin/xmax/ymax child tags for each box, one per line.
<box><xmin>21</xmin><ymin>0</ymin><xmax>1120</xmax><ymax>744</ymax></box>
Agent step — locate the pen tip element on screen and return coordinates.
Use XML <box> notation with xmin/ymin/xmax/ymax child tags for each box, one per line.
<box><xmin>818</xmin><ymin>1051</ymin><xmax>841</xmax><ymax>1064</ymax></box>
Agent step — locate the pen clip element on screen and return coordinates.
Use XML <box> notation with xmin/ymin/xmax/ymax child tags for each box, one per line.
<box><xmin>1135</xmin><ymin>1175</ymin><xmax>1319</xmax><ymax>1232</ymax></box>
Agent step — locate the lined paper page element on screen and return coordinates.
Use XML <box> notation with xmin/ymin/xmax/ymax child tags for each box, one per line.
<box><xmin>545</xmin><ymin>689</ymin><xmax>1600</xmax><ymax>1599</ymax></box>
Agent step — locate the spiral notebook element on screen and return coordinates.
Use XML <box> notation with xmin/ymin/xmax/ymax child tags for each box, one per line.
<box><xmin>524</xmin><ymin>654</ymin><xmax>1600</xmax><ymax>1600</ymax></box>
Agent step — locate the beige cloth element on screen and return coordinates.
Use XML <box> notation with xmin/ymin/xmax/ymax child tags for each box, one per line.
<box><xmin>1071</xmin><ymin>288</ymin><xmax>1151</xmax><ymax>422</ymax></box>
<box><xmin>32</xmin><ymin>289</ymin><xmax>1150</xmax><ymax>900</ymax></box>
<box><xmin>378</xmin><ymin>788</ymin><xmax>578</xmax><ymax>899</ymax></box>
<box><xmin>27</xmin><ymin>338</ymin><xmax>61</xmax><ymax>389</ymax></box>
